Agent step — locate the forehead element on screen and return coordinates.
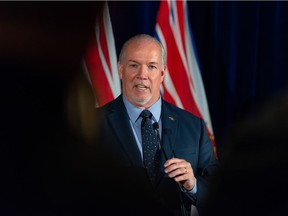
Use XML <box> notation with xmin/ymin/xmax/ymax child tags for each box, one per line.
<box><xmin>127</xmin><ymin>38</ymin><xmax>160</xmax><ymax>49</ymax></box>
<box><xmin>125</xmin><ymin>39</ymin><xmax>162</xmax><ymax>61</ymax></box>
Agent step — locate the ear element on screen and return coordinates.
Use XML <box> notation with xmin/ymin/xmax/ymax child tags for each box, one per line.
<box><xmin>117</xmin><ymin>62</ymin><xmax>123</xmax><ymax>79</ymax></box>
<box><xmin>160</xmin><ymin>65</ymin><xmax>167</xmax><ymax>82</ymax></box>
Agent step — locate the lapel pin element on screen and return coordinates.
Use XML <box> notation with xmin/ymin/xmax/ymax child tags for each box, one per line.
<box><xmin>169</xmin><ymin>116</ymin><xmax>174</xmax><ymax>121</ymax></box>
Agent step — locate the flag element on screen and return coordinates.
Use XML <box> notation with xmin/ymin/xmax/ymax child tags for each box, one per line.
<box><xmin>155</xmin><ymin>0</ymin><xmax>217</xmax><ymax>156</ymax></box>
<box><xmin>84</xmin><ymin>2</ymin><xmax>121</xmax><ymax>107</ymax></box>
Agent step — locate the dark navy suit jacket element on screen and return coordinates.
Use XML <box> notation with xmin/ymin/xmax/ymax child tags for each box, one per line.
<box><xmin>93</xmin><ymin>95</ymin><xmax>219</xmax><ymax>216</ymax></box>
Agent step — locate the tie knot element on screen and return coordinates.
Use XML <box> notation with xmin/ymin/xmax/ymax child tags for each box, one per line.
<box><xmin>140</xmin><ymin>110</ymin><xmax>152</xmax><ymax>119</ymax></box>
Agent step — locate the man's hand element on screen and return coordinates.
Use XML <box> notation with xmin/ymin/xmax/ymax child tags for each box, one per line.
<box><xmin>164</xmin><ymin>158</ymin><xmax>195</xmax><ymax>191</ymax></box>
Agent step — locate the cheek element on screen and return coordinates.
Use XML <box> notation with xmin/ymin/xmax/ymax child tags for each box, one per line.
<box><xmin>126</xmin><ymin>73</ymin><xmax>137</xmax><ymax>82</ymax></box>
<box><xmin>122</xmin><ymin>74</ymin><xmax>135</xmax><ymax>87</ymax></box>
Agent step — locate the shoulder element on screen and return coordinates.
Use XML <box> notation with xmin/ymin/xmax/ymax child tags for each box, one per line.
<box><xmin>162</xmin><ymin>100</ymin><xmax>202</xmax><ymax>123</ymax></box>
<box><xmin>96</xmin><ymin>95</ymin><xmax>124</xmax><ymax>114</ymax></box>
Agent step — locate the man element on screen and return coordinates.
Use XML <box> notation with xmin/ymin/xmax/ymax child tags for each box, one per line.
<box><xmin>93</xmin><ymin>34</ymin><xmax>218</xmax><ymax>215</ymax></box>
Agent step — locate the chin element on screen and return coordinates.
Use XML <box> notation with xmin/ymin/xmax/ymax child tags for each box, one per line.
<box><xmin>134</xmin><ymin>96</ymin><xmax>152</xmax><ymax>107</ymax></box>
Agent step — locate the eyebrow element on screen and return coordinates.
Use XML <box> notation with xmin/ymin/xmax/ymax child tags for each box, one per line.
<box><xmin>127</xmin><ymin>60</ymin><xmax>138</xmax><ymax>63</ymax></box>
<box><xmin>148</xmin><ymin>62</ymin><xmax>158</xmax><ymax>65</ymax></box>
<box><xmin>127</xmin><ymin>60</ymin><xmax>159</xmax><ymax>65</ymax></box>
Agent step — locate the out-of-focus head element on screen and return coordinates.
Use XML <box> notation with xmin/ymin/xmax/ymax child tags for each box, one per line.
<box><xmin>118</xmin><ymin>34</ymin><xmax>166</xmax><ymax>109</ymax></box>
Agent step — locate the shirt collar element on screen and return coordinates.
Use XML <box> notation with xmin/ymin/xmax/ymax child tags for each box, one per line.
<box><xmin>122</xmin><ymin>95</ymin><xmax>162</xmax><ymax>123</ymax></box>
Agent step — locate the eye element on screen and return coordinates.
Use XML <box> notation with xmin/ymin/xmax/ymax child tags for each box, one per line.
<box><xmin>148</xmin><ymin>65</ymin><xmax>157</xmax><ymax>70</ymax></box>
<box><xmin>129</xmin><ymin>64</ymin><xmax>138</xmax><ymax>69</ymax></box>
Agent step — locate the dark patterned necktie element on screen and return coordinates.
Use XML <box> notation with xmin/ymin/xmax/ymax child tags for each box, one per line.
<box><xmin>140</xmin><ymin>110</ymin><xmax>160</xmax><ymax>186</ymax></box>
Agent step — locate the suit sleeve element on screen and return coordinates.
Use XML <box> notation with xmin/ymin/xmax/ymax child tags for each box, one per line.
<box><xmin>193</xmin><ymin>119</ymin><xmax>219</xmax><ymax>207</ymax></box>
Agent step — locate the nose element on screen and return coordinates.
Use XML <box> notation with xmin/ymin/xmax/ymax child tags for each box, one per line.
<box><xmin>137</xmin><ymin>65</ymin><xmax>148</xmax><ymax>79</ymax></box>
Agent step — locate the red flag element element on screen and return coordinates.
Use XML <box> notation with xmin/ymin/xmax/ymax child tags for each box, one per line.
<box><xmin>84</xmin><ymin>2</ymin><xmax>120</xmax><ymax>107</ymax></box>
<box><xmin>155</xmin><ymin>0</ymin><xmax>217</xmax><ymax>156</ymax></box>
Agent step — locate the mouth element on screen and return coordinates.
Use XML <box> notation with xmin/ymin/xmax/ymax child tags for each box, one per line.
<box><xmin>135</xmin><ymin>84</ymin><xmax>149</xmax><ymax>90</ymax></box>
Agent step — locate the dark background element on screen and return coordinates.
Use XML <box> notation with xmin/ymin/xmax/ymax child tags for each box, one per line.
<box><xmin>2</xmin><ymin>1</ymin><xmax>287</xmax><ymax>160</ymax></box>
<box><xmin>1</xmin><ymin>1</ymin><xmax>288</xmax><ymax>214</ymax></box>
<box><xmin>109</xmin><ymin>1</ymin><xmax>288</xmax><ymax>159</ymax></box>
<box><xmin>0</xmin><ymin>2</ymin><xmax>104</xmax><ymax>215</ymax></box>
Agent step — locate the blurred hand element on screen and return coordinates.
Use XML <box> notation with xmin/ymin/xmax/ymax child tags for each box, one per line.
<box><xmin>164</xmin><ymin>157</ymin><xmax>195</xmax><ymax>191</ymax></box>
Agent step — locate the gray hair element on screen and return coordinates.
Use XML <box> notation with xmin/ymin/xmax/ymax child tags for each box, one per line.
<box><xmin>118</xmin><ymin>34</ymin><xmax>166</xmax><ymax>65</ymax></box>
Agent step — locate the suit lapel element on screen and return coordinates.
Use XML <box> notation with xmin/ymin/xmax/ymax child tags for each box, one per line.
<box><xmin>161</xmin><ymin>102</ymin><xmax>178</xmax><ymax>160</ymax></box>
<box><xmin>155</xmin><ymin>101</ymin><xmax>179</xmax><ymax>187</ymax></box>
<box><xmin>106</xmin><ymin>96</ymin><xmax>143</xmax><ymax>167</ymax></box>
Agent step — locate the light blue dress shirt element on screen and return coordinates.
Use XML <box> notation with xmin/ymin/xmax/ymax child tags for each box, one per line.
<box><xmin>122</xmin><ymin>95</ymin><xmax>162</xmax><ymax>159</ymax></box>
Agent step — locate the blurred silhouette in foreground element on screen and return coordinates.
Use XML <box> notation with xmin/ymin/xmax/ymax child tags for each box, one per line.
<box><xmin>206</xmin><ymin>89</ymin><xmax>288</xmax><ymax>216</ymax></box>
<box><xmin>0</xmin><ymin>2</ymin><xmax>105</xmax><ymax>215</ymax></box>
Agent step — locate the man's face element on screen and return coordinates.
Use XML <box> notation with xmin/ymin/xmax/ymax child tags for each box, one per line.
<box><xmin>118</xmin><ymin>39</ymin><xmax>166</xmax><ymax>109</ymax></box>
